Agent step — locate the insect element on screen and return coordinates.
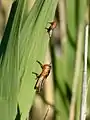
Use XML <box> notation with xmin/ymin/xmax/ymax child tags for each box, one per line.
<box><xmin>45</xmin><ymin>21</ymin><xmax>57</xmax><ymax>37</ymax></box>
<box><xmin>32</xmin><ymin>60</ymin><xmax>51</xmax><ymax>93</ymax></box>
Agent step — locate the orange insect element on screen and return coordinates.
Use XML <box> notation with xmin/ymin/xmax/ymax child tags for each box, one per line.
<box><xmin>45</xmin><ymin>21</ymin><xmax>57</xmax><ymax>37</ymax></box>
<box><xmin>32</xmin><ymin>60</ymin><xmax>51</xmax><ymax>92</ymax></box>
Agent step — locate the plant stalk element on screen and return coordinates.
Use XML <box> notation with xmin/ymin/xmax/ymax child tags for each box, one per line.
<box><xmin>80</xmin><ymin>24</ymin><xmax>89</xmax><ymax>120</ymax></box>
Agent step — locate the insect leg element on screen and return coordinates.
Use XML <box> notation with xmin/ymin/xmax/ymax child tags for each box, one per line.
<box><xmin>36</xmin><ymin>60</ymin><xmax>43</xmax><ymax>69</ymax></box>
<box><xmin>34</xmin><ymin>79</ymin><xmax>41</xmax><ymax>93</ymax></box>
<box><xmin>45</xmin><ymin>27</ymin><xmax>50</xmax><ymax>32</ymax></box>
<box><xmin>34</xmin><ymin>80</ymin><xmax>38</xmax><ymax>89</ymax></box>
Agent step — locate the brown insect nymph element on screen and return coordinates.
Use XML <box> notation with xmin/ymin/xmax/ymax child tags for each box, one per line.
<box><xmin>45</xmin><ymin>21</ymin><xmax>57</xmax><ymax>37</ymax></box>
<box><xmin>32</xmin><ymin>60</ymin><xmax>51</xmax><ymax>92</ymax></box>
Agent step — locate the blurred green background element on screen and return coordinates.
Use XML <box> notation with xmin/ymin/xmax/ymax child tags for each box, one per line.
<box><xmin>0</xmin><ymin>0</ymin><xmax>89</xmax><ymax>120</ymax></box>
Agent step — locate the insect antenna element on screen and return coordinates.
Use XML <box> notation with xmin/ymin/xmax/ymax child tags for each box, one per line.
<box><xmin>36</xmin><ymin>60</ymin><xmax>43</xmax><ymax>69</ymax></box>
<box><xmin>32</xmin><ymin>72</ymin><xmax>39</xmax><ymax>79</ymax></box>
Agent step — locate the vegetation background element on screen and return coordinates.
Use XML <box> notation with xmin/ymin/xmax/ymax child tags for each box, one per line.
<box><xmin>0</xmin><ymin>0</ymin><xmax>89</xmax><ymax>120</ymax></box>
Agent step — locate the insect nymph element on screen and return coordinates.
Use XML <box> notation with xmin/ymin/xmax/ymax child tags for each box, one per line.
<box><xmin>45</xmin><ymin>21</ymin><xmax>57</xmax><ymax>37</ymax></box>
<box><xmin>32</xmin><ymin>61</ymin><xmax>51</xmax><ymax>92</ymax></box>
